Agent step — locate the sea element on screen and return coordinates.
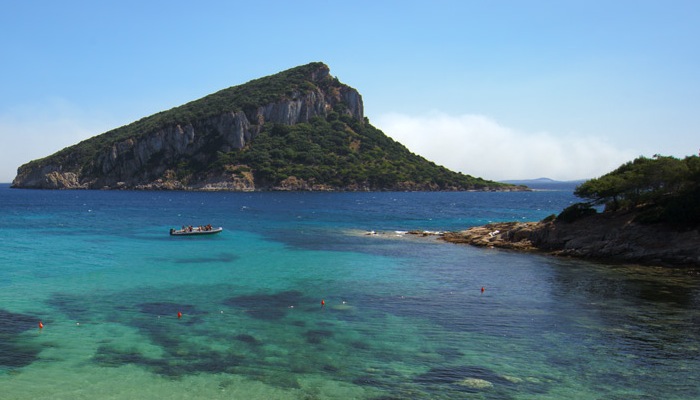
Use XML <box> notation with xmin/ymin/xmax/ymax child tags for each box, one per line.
<box><xmin>1</xmin><ymin>183</ymin><xmax>698</xmax><ymax>399</ymax></box>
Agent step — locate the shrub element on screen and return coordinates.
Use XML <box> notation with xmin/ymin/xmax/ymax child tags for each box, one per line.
<box><xmin>541</xmin><ymin>214</ymin><xmax>557</xmax><ymax>223</ymax></box>
<box><xmin>556</xmin><ymin>203</ymin><xmax>597</xmax><ymax>223</ymax></box>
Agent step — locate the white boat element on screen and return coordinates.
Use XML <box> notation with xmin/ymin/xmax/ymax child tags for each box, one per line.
<box><xmin>170</xmin><ymin>226</ymin><xmax>223</xmax><ymax>236</ymax></box>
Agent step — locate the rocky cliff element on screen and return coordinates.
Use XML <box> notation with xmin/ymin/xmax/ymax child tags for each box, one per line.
<box><xmin>12</xmin><ymin>62</ymin><xmax>517</xmax><ymax>192</ymax></box>
<box><xmin>441</xmin><ymin>212</ymin><xmax>700</xmax><ymax>267</ymax></box>
<box><xmin>13</xmin><ymin>63</ymin><xmax>363</xmax><ymax>190</ymax></box>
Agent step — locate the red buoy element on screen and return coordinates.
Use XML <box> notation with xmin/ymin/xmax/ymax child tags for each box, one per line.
<box><xmin>481</xmin><ymin>287</ymin><xmax>485</xmax><ymax>293</ymax></box>
<box><xmin>177</xmin><ymin>311</ymin><xmax>182</xmax><ymax>319</ymax></box>
<box><xmin>38</xmin><ymin>321</ymin><xmax>44</xmax><ymax>329</ymax></box>
<box><xmin>321</xmin><ymin>299</ymin><xmax>325</xmax><ymax>307</ymax></box>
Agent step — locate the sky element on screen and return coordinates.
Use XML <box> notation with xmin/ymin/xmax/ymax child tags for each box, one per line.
<box><xmin>1</xmin><ymin>0</ymin><xmax>698</xmax><ymax>183</ymax></box>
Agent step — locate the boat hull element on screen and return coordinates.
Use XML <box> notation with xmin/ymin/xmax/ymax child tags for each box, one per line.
<box><xmin>170</xmin><ymin>227</ymin><xmax>223</xmax><ymax>236</ymax></box>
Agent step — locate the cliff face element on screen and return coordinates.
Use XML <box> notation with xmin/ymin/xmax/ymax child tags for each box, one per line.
<box><xmin>12</xmin><ymin>64</ymin><xmax>363</xmax><ymax>190</ymax></box>
<box><xmin>12</xmin><ymin>62</ymin><xmax>516</xmax><ymax>192</ymax></box>
<box><xmin>442</xmin><ymin>212</ymin><xmax>700</xmax><ymax>267</ymax></box>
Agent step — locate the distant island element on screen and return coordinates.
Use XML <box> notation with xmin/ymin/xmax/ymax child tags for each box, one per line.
<box><xmin>445</xmin><ymin>155</ymin><xmax>700</xmax><ymax>267</ymax></box>
<box><xmin>500</xmin><ymin>178</ymin><xmax>586</xmax><ymax>191</ymax></box>
<box><xmin>11</xmin><ymin>62</ymin><xmax>521</xmax><ymax>192</ymax></box>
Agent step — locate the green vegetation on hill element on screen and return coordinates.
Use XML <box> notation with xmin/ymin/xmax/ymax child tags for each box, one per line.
<box><xmin>37</xmin><ymin>62</ymin><xmax>331</xmax><ymax>171</ymax></box>
<box><xmin>568</xmin><ymin>155</ymin><xmax>700</xmax><ymax>226</ymax></box>
<box><xmin>213</xmin><ymin>109</ymin><xmax>499</xmax><ymax>190</ymax></box>
<box><xmin>17</xmin><ymin>62</ymin><xmax>511</xmax><ymax>191</ymax></box>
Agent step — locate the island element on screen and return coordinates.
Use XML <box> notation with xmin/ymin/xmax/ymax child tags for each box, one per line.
<box><xmin>11</xmin><ymin>62</ymin><xmax>522</xmax><ymax>193</ymax></box>
<box><xmin>441</xmin><ymin>155</ymin><xmax>700</xmax><ymax>267</ymax></box>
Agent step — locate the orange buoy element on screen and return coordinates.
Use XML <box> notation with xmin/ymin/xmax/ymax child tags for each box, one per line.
<box><xmin>38</xmin><ymin>321</ymin><xmax>44</xmax><ymax>329</ymax></box>
<box><xmin>481</xmin><ymin>287</ymin><xmax>485</xmax><ymax>293</ymax></box>
<box><xmin>177</xmin><ymin>311</ymin><xmax>182</xmax><ymax>319</ymax></box>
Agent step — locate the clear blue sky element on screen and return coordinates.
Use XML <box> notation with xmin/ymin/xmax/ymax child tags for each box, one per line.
<box><xmin>1</xmin><ymin>0</ymin><xmax>698</xmax><ymax>182</ymax></box>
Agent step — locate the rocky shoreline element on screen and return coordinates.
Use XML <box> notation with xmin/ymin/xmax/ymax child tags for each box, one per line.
<box><xmin>434</xmin><ymin>212</ymin><xmax>700</xmax><ymax>267</ymax></box>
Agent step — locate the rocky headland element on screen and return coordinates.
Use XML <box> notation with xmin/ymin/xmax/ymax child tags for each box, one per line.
<box><xmin>12</xmin><ymin>63</ymin><xmax>362</xmax><ymax>191</ymax></box>
<box><xmin>11</xmin><ymin>62</ymin><xmax>520</xmax><ymax>192</ymax></box>
<box><xmin>439</xmin><ymin>212</ymin><xmax>700</xmax><ymax>267</ymax></box>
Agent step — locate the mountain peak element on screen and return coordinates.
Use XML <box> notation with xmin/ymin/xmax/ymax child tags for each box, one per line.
<box><xmin>12</xmin><ymin>63</ymin><xmax>519</xmax><ymax>192</ymax></box>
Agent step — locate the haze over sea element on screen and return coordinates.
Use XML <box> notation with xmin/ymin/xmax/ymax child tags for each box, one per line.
<box><xmin>1</xmin><ymin>184</ymin><xmax>698</xmax><ymax>399</ymax></box>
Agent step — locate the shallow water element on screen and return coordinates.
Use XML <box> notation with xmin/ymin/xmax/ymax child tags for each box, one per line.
<box><xmin>1</xmin><ymin>185</ymin><xmax>698</xmax><ymax>399</ymax></box>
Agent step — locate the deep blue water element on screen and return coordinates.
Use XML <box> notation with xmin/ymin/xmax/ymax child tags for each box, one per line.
<box><xmin>1</xmin><ymin>184</ymin><xmax>699</xmax><ymax>399</ymax></box>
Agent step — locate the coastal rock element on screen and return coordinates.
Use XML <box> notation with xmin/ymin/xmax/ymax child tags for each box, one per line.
<box><xmin>272</xmin><ymin>176</ymin><xmax>334</xmax><ymax>191</ymax></box>
<box><xmin>77</xmin><ymin>84</ymin><xmax>357</xmax><ymax>190</ymax></box>
<box><xmin>11</xmin><ymin>64</ymin><xmax>363</xmax><ymax>191</ymax></box>
<box><xmin>44</xmin><ymin>171</ymin><xmax>86</xmax><ymax>189</ymax></box>
<box><xmin>12</xmin><ymin>165</ymin><xmax>87</xmax><ymax>189</ymax></box>
<box><xmin>11</xmin><ymin>62</ymin><xmax>520</xmax><ymax>193</ymax></box>
<box><xmin>442</xmin><ymin>212</ymin><xmax>700</xmax><ymax>267</ymax></box>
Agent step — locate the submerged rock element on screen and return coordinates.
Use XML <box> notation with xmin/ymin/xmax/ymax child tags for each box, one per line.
<box><xmin>234</xmin><ymin>334</ymin><xmax>261</xmax><ymax>345</ymax></box>
<box><xmin>223</xmin><ymin>290</ymin><xmax>313</xmax><ymax>320</ymax></box>
<box><xmin>0</xmin><ymin>309</ymin><xmax>43</xmax><ymax>368</ymax></box>
<box><xmin>455</xmin><ymin>377</ymin><xmax>494</xmax><ymax>389</ymax></box>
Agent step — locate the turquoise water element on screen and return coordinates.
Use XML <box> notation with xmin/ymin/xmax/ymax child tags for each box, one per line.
<box><xmin>1</xmin><ymin>185</ymin><xmax>699</xmax><ymax>399</ymax></box>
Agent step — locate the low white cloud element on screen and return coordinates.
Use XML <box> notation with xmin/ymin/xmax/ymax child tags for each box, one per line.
<box><xmin>0</xmin><ymin>99</ymin><xmax>115</xmax><ymax>182</ymax></box>
<box><xmin>1</xmin><ymin>104</ymin><xmax>637</xmax><ymax>184</ymax></box>
<box><xmin>373</xmin><ymin>111</ymin><xmax>636</xmax><ymax>181</ymax></box>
